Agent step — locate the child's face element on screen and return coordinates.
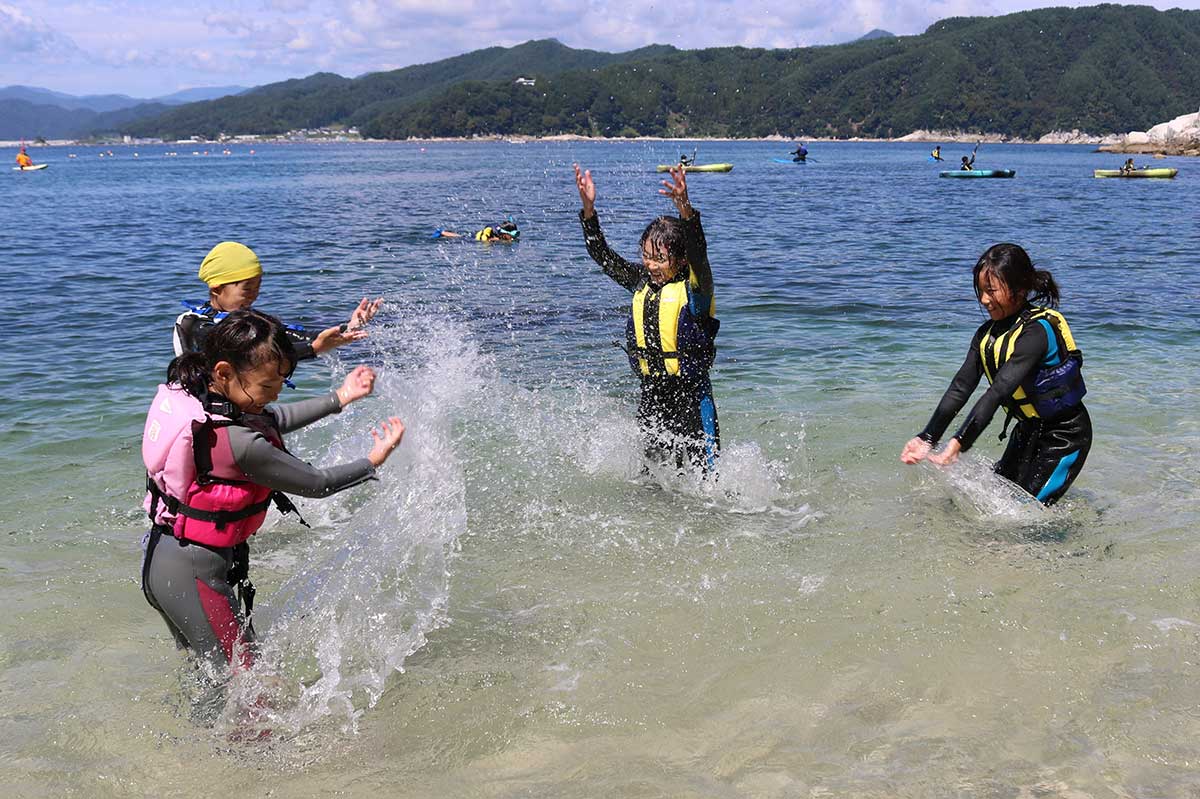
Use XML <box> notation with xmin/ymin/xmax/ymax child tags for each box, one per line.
<box><xmin>976</xmin><ymin>269</ymin><xmax>1023</xmax><ymax>320</ymax></box>
<box><xmin>641</xmin><ymin>244</ymin><xmax>684</xmax><ymax>285</ymax></box>
<box><xmin>217</xmin><ymin>358</ymin><xmax>289</xmax><ymax>414</ymax></box>
<box><xmin>211</xmin><ymin>275</ymin><xmax>262</xmax><ymax>311</ymax></box>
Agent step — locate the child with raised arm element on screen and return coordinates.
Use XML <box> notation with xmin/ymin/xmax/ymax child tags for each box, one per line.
<box><xmin>174</xmin><ymin>241</ymin><xmax>382</xmax><ymax>363</ymax></box>
<box><xmin>574</xmin><ymin>163</ymin><xmax>720</xmax><ymax>472</ymax></box>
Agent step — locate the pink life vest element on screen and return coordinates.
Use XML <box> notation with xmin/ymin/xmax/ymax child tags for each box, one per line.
<box><xmin>142</xmin><ymin>384</ymin><xmax>287</xmax><ymax>549</ymax></box>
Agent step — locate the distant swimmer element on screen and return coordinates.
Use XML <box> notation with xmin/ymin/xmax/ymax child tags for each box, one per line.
<box><xmin>432</xmin><ymin>218</ymin><xmax>520</xmax><ymax>242</ymax></box>
<box><xmin>574</xmin><ymin>162</ymin><xmax>720</xmax><ymax>473</ymax></box>
<box><xmin>15</xmin><ymin>146</ymin><xmax>33</xmax><ymax>168</ymax></box>
<box><xmin>173</xmin><ymin>241</ymin><xmax>382</xmax><ymax>364</ymax></box>
<box><xmin>790</xmin><ymin>143</ymin><xmax>808</xmax><ymax>162</ymax></box>
<box><xmin>900</xmin><ymin>243</ymin><xmax>1091</xmax><ymax>506</ymax></box>
<box><xmin>141</xmin><ymin>310</ymin><xmax>406</xmax><ymax>672</ymax></box>
<box><xmin>931</xmin><ymin>145</ymin><xmax>943</xmax><ymax>161</ymax></box>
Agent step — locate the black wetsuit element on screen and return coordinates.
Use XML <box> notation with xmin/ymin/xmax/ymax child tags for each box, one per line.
<box><xmin>580</xmin><ymin>210</ymin><xmax>720</xmax><ymax>471</ymax></box>
<box><xmin>174</xmin><ymin>303</ymin><xmax>322</xmax><ymax>360</ymax></box>
<box><xmin>917</xmin><ymin>307</ymin><xmax>1092</xmax><ymax>505</ymax></box>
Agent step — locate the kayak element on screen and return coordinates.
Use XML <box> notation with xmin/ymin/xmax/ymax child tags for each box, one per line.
<box><xmin>772</xmin><ymin>158</ymin><xmax>806</xmax><ymax>164</ymax></box>
<box><xmin>656</xmin><ymin>163</ymin><xmax>733</xmax><ymax>173</ymax></box>
<box><xmin>1093</xmin><ymin>168</ymin><xmax>1177</xmax><ymax>179</ymax></box>
<box><xmin>13</xmin><ymin>164</ymin><xmax>49</xmax><ymax>171</ymax></box>
<box><xmin>939</xmin><ymin>169</ymin><xmax>1015</xmax><ymax>178</ymax></box>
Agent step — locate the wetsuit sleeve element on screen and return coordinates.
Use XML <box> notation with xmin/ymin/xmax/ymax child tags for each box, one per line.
<box><xmin>267</xmin><ymin>392</ymin><xmax>343</xmax><ymax>435</ymax></box>
<box><xmin>226</xmin><ymin>425</ymin><xmax>377</xmax><ymax>498</ymax></box>
<box><xmin>285</xmin><ymin>326</ymin><xmax>318</xmax><ymax>362</ymax></box>
<box><xmin>579</xmin><ymin>210</ymin><xmax>643</xmax><ymax>292</ymax></box>
<box><xmin>682</xmin><ymin>210</ymin><xmax>713</xmax><ymax>300</ymax></box>
<box><xmin>916</xmin><ymin>326</ymin><xmax>993</xmax><ymax>443</ymax></box>
<box><xmin>918</xmin><ymin>335</ymin><xmax>985</xmax><ymax>445</ymax></box>
<box><xmin>951</xmin><ymin>322</ymin><xmax>1049</xmax><ymax>451</ymax></box>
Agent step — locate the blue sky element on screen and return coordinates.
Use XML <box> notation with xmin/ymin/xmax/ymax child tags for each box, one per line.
<box><xmin>2</xmin><ymin>1</ymin><xmax>1197</xmax><ymax>97</ymax></box>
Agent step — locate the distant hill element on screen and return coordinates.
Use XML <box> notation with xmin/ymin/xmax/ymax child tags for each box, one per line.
<box><xmin>0</xmin><ymin>84</ymin><xmax>247</xmax><ymax>139</ymax></box>
<box><xmin>112</xmin><ymin>6</ymin><xmax>1200</xmax><ymax>141</ymax></box>
<box><xmin>357</xmin><ymin>5</ymin><xmax>1200</xmax><ymax>140</ymax></box>
<box><xmin>123</xmin><ymin>39</ymin><xmax>677</xmax><ymax>139</ymax></box>
<box><xmin>856</xmin><ymin>29</ymin><xmax>895</xmax><ymax>41</ymax></box>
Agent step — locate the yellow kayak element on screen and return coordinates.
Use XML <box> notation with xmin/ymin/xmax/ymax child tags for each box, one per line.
<box><xmin>1093</xmin><ymin>168</ymin><xmax>1177</xmax><ymax>179</ymax></box>
<box><xmin>656</xmin><ymin>163</ymin><xmax>733</xmax><ymax>173</ymax></box>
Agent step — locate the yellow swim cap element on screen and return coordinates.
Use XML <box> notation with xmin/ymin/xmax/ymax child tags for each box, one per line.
<box><xmin>198</xmin><ymin>241</ymin><xmax>263</xmax><ymax>288</ymax></box>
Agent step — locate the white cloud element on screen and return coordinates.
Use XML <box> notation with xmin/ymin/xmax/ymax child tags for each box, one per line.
<box><xmin>0</xmin><ymin>2</ymin><xmax>83</xmax><ymax>61</ymax></box>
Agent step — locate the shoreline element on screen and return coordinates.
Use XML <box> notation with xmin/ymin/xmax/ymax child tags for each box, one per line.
<box><xmin>8</xmin><ymin>132</ymin><xmax>1195</xmax><ymax>155</ymax></box>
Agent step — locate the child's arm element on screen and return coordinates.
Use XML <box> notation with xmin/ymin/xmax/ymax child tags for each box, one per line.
<box><xmin>660</xmin><ymin>166</ymin><xmax>713</xmax><ymax>298</ymax></box>
<box><xmin>229</xmin><ymin>426</ymin><xmax>378</xmax><ymax>498</ymax></box>
<box><xmin>269</xmin><ymin>366</ymin><xmax>376</xmax><ymax>434</ymax></box>
<box><xmin>575</xmin><ymin>164</ymin><xmax>642</xmax><ymax>291</ymax></box>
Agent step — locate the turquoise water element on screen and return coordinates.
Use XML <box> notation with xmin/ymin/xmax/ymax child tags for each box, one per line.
<box><xmin>2</xmin><ymin>141</ymin><xmax>1199</xmax><ymax>796</ymax></box>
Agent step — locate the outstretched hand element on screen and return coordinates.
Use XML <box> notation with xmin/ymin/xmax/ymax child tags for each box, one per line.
<box><xmin>574</xmin><ymin>163</ymin><xmax>596</xmax><ymax>218</ymax></box>
<box><xmin>659</xmin><ymin>165</ymin><xmax>693</xmax><ymax>219</ymax></box>
<box><xmin>927</xmin><ymin>438</ymin><xmax>962</xmax><ymax>467</ymax></box>
<box><xmin>367</xmin><ymin>416</ymin><xmax>406</xmax><ymax>467</ymax></box>
<box><xmin>899</xmin><ymin>436</ymin><xmax>932</xmax><ymax>465</ymax></box>
<box><xmin>312</xmin><ymin>323</ymin><xmax>368</xmax><ymax>354</ymax></box>
<box><xmin>347</xmin><ymin>297</ymin><xmax>383</xmax><ymax>331</ymax></box>
<box><xmin>335</xmin><ymin>365</ymin><xmax>376</xmax><ymax>407</ymax></box>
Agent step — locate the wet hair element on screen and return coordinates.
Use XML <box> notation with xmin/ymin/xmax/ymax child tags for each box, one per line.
<box><xmin>638</xmin><ymin>215</ymin><xmax>687</xmax><ymax>263</ymax></box>
<box><xmin>972</xmin><ymin>243</ymin><xmax>1060</xmax><ymax>308</ymax></box>
<box><xmin>168</xmin><ymin>309</ymin><xmax>298</xmax><ymax>397</ymax></box>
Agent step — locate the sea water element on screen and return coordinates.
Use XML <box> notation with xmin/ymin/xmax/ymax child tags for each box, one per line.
<box><xmin>1</xmin><ymin>141</ymin><xmax>1198</xmax><ymax>797</ymax></box>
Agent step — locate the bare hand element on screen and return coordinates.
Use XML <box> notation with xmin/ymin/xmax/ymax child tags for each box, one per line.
<box><xmin>899</xmin><ymin>436</ymin><xmax>932</xmax><ymax>464</ymax></box>
<box><xmin>659</xmin><ymin>165</ymin><xmax>693</xmax><ymax>218</ymax></box>
<box><xmin>367</xmin><ymin>416</ymin><xmax>406</xmax><ymax>467</ymax></box>
<box><xmin>335</xmin><ymin>365</ymin><xmax>376</xmax><ymax>407</ymax></box>
<box><xmin>347</xmin><ymin>297</ymin><xmax>383</xmax><ymax>331</ymax></box>
<box><xmin>927</xmin><ymin>438</ymin><xmax>962</xmax><ymax>467</ymax></box>
<box><xmin>574</xmin><ymin>163</ymin><xmax>596</xmax><ymax>218</ymax></box>
<box><xmin>312</xmin><ymin>323</ymin><xmax>368</xmax><ymax>354</ymax></box>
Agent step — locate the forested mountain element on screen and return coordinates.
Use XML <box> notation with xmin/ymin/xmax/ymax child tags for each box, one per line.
<box><xmin>121</xmin><ymin>4</ymin><xmax>1200</xmax><ymax>140</ymax></box>
<box><xmin>123</xmin><ymin>39</ymin><xmax>676</xmax><ymax>139</ymax></box>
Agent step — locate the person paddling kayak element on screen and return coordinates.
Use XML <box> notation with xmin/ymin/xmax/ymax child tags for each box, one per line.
<box><xmin>15</xmin><ymin>147</ymin><xmax>33</xmax><ymax>168</ymax></box>
<box><xmin>931</xmin><ymin>146</ymin><xmax>943</xmax><ymax>161</ymax></box>
<box><xmin>790</xmin><ymin>143</ymin><xmax>808</xmax><ymax>162</ymax></box>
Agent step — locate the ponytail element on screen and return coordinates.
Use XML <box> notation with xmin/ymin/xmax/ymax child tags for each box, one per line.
<box><xmin>167</xmin><ymin>352</ymin><xmax>210</xmax><ymax>397</ymax></box>
<box><xmin>167</xmin><ymin>309</ymin><xmax>297</xmax><ymax>398</ymax></box>
<box><xmin>973</xmin><ymin>243</ymin><xmax>1061</xmax><ymax>309</ymax></box>
<box><xmin>1030</xmin><ymin>269</ymin><xmax>1060</xmax><ymax>307</ymax></box>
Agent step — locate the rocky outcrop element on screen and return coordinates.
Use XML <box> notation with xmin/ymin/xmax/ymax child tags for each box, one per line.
<box><xmin>1100</xmin><ymin>108</ymin><xmax>1200</xmax><ymax>156</ymax></box>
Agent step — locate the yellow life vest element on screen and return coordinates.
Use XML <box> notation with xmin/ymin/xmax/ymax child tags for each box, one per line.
<box><xmin>978</xmin><ymin>307</ymin><xmax>1084</xmax><ymax>420</ymax></box>
<box><xmin>474</xmin><ymin>227</ymin><xmax>494</xmax><ymax>241</ymax></box>
<box><xmin>627</xmin><ymin>273</ymin><xmax>717</xmax><ymax>379</ymax></box>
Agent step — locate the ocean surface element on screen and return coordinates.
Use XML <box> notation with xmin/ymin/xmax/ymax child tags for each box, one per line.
<box><xmin>1</xmin><ymin>140</ymin><xmax>1198</xmax><ymax>797</ymax></box>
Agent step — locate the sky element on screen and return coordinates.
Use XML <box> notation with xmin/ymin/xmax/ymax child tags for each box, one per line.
<box><xmin>2</xmin><ymin>0</ymin><xmax>1198</xmax><ymax>98</ymax></box>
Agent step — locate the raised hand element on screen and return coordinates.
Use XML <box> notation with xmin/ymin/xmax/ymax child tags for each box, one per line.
<box><xmin>367</xmin><ymin>416</ymin><xmax>406</xmax><ymax>467</ymax></box>
<box><xmin>659</xmin><ymin>165</ymin><xmax>693</xmax><ymax>219</ymax></box>
<box><xmin>311</xmin><ymin>323</ymin><xmax>369</xmax><ymax>354</ymax></box>
<box><xmin>574</xmin><ymin>163</ymin><xmax>596</xmax><ymax>218</ymax></box>
<box><xmin>347</xmin><ymin>297</ymin><xmax>383</xmax><ymax>331</ymax></box>
<box><xmin>335</xmin><ymin>365</ymin><xmax>376</xmax><ymax>407</ymax></box>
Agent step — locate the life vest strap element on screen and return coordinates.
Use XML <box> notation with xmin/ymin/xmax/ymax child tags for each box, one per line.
<box><xmin>146</xmin><ymin>479</ymin><xmax>309</xmax><ymax>530</ymax></box>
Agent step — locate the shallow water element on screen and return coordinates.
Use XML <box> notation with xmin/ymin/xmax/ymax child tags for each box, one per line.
<box><xmin>1</xmin><ymin>141</ymin><xmax>1198</xmax><ymax>796</ymax></box>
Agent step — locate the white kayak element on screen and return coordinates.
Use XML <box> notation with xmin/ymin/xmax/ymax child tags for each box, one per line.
<box><xmin>14</xmin><ymin>164</ymin><xmax>49</xmax><ymax>171</ymax></box>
